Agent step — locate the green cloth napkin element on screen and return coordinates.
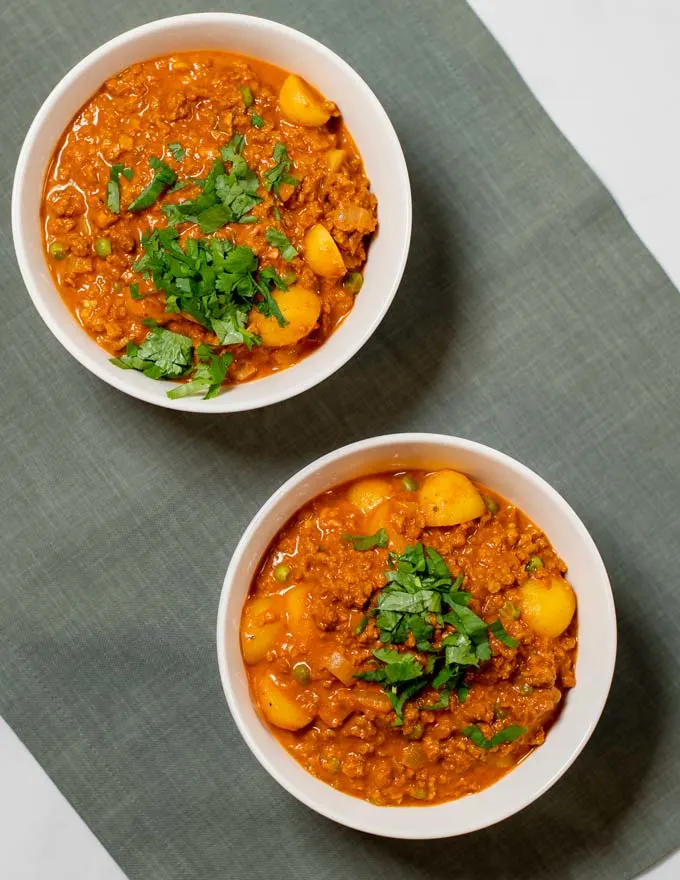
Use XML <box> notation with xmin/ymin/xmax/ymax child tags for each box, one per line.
<box><xmin>2</xmin><ymin>1</ymin><xmax>679</xmax><ymax>877</ymax></box>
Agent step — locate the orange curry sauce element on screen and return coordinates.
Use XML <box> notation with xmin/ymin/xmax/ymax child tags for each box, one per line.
<box><xmin>41</xmin><ymin>52</ymin><xmax>376</xmax><ymax>387</ymax></box>
<box><xmin>240</xmin><ymin>470</ymin><xmax>578</xmax><ymax>806</ymax></box>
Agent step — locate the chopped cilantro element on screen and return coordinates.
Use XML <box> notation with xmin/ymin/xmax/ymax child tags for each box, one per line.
<box><xmin>262</xmin><ymin>142</ymin><xmax>300</xmax><ymax>198</ymax></box>
<box><xmin>109</xmin><ymin>327</ymin><xmax>192</xmax><ymax>380</ymax></box>
<box><xmin>132</xmin><ymin>228</ymin><xmax>287</xmax><ymax>338</ymax></box>
<box><xmin>166</xmin><ymin>350</ymin><xmax>234</xmax><ymax>400</ymax></box>
<box><xmin>128</xmin><ymin>157</ymin><xmax>176</xmax><ymax>212</ymax></box>
<box><xmin>489</xmin><ymin>618</ymin><xmax>519</xmax><ymax>648</ymax></box>
<box><xmin>106</xmin><ymin>164</ymin><xmax>133</xmax><ymax>214</ymax></box>
<box><xmin>240</xmin><ymin>86</ymin><xmax>253</xmax><ymax>108</ymax></box>
<box><xmin>251</xmin><ymin>112</ymin><xmax>265</xmax><ymax>128</ymax></box>
<box><xmin>343</xmin><ymin>529</ymin><xmax>389</xmax><ymax>551</ymax></box>
<box><xmin>266</xmin><ymin>227</ymin><xmax>298</xmax><ymax>261</ymax></box>
<box><xmin>162</xmin><ymin>137</ymin><xmax>262</xmax><ymax>231</ymax></box>
<box><xmin>167</xmin><ymin>142</ymin><xmax>186</xmax><ymax>161</ymax></box>
<box><xmin>129</xmin><ymin>283</ymin><xmax>143</xmax><ymax>300</ymax></box>
<box><xmin>351</xmin><ymin>543</ymin><xmax>520</xmax><ymax>728</ymax></box>
<box><xmin>462</xmin><ymin>724</ymin><xmax>527</xmax><ymax>750</ymax></box>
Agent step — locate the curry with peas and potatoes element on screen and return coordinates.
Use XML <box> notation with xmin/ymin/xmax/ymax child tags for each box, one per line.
<box><xmin>42</xmin><ymin>52</ymin><xmax>376</xmax><ymax>399</ymax></box>
<box><xmin>240</xmin><ymin>469</ymin><xmax>577</xmax><ymax>805</ymax></box>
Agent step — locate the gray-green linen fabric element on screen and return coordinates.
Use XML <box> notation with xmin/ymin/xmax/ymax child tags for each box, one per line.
<box><xmin>2</xmin><ymin>1</ymin><xmax>680</xmax><ymax>878</ymax></box>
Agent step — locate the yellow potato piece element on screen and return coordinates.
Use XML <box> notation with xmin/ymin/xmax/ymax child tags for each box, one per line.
<box><xmin>347</xmin><ymin>477</ymin><xmax>392</xmax><ymax>514</ymax></box>
<box><xmin>418</xmin><ymin>470</ymin><xmax>486</xmax><ymax>527</ymax></box>
<box><xmin>250</xmin><ymin>285</ymin><xmax>321</xmax><ymax>347</ymax></box>
<box><xmin>256</xmin><ymin>674</ymin><xmax>313</xmax><ymax>731</ymax></box>
<box><xmin>326</xmin><ymin>149</ymin><xmax>346</xmax><ymax>172</ymax></box>
<box><xmin>279</xmin><ymin>74</ymin><xmax>332</xmax><ymax>127</ymax></box>
<box><xmin>303</xmin><ymin>224</ymin><xmax>346</xmax><ymax>278</ymax></box>
<box><xmin>519</xmin><ymin>577</ymin><xmax>576</xmax><ymax>638</ymax></box>
<box><xmin>241</xmin><ymin>596</ymin><xmax>284</xmax><ymax>665</ymax></box>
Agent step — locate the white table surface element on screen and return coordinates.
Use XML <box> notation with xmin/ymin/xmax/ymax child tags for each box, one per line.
<box><xmin>3</xmin><ymin>1</ymin><xmax>680</xmax><ymax>876</ymax></box>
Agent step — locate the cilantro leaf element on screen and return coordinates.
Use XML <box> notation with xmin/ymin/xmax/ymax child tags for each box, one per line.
<box><xmin>251</xmin><ymin>113</ymin><xmax>265</xmax><ymax>128</ymax></box>
<box><xmin>343</xmin><ymin>529</ymin><xmax>389</xmax><ymax>551</ymax></box>
<box><xmin>489</xmin><ymin>618</ymin><xmax>519</xmax><ymax>648</ymax></box>
<box><xmin>373</xmin><ymin>648</ymin><xmax>424</xmax><ymax>683</ymax></box>
<box><xmin>262</xmin><ymin>142</ymin><xmax>300</xmax><ymax>198</ymax></box>
<box><xmin>128</xmin><ymin>157</ymin><xmax>177</xmax><ymax>212</ymax></box>
<box><xmin>422</xmin><ymin>689</ymin><xmax>450</xmax><ymax>711</ymax></box>
<box><xmin>109</xmin><ymin>328</ymin><xmax>192</xmax><ymax>379</ymax></box>
<box><xmin>462</xmin><ymin>724</ymin><xmax>526</xmax><ymax>750</ymax></box>
<box><xmin>266</xmin><ymin>227</ymin><xmax>298</xmax><ymax>261</ymax></box>
<box><xmin>106</xmin><ymin>164</ymin><xmax>133</xmax><ymax>214</ymax></box>
<box><xmin>166</xmin><ymin>351</ymin><xmax>234</xmax><ymax>400</ymax></box>
<box><xmin>168</xmin><ymin>142</ymin><xmax>186</xmax><ymax>161</ymax></box>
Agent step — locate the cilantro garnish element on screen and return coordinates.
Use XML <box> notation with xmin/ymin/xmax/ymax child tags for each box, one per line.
<box><xmin>462</xmin><ymin>724</ymin><xmax>527</xmax><ymax>750</ymax></box>
<box><xmin>167</xmin><ymin>142</ymin><xmax>186</xmax><ymax>162</ymax></box>
<box><xmin>109</xmin><ymin>327</ymin><xmax>192</xmax><ymax>380</ymax></box>
<box><xmin>106</xmin><ymin>164</ymin><xmax>133</xmax><ymax>214</ymax></box>
<box><xmin>128</xmin><ymin>157</ymin><xmax>177</xmax><ymax>212</ymax></box>
<box><xmin>251</xmin><ymin>113</ymin><xmax>265</xmax><ymax>128</ymax></box>
<box><xmin>166</xmin><ymin>350</ymin><xmax>234</xmax><ymax>400</ymax></box>
<box><xmin>343</xmin><ymin>529</ymin><xmax>389</xmax><ymax>551</ymax></box>
<box><xmin>132</xmin><ymin>228</ymin><xmax>287</xmax><ymax>337</ymax></box>
<box><xmin>262</xmin><ymin>142</ymin><xmax>300</xmax><ymax>198</ymax></box>
<box><xmin>489</xmin><ymin>618</ymin><xmax>519</xmax><ymax>648</ymax></box>
<box><xmin>352</xmin><ymin>543</ymin><xmax>520</xmax><ymax>727</ymax></box>
<box><xmin>161</xmin><ymin>136</ymin><xmax>262</xmax><ymax>231</ymax></box>
<box><xmin>110</xmin><ymin>329</ymin><xmax>233</xmax><ymax>400</ymax></box>
<box><xmin>266</xmin><ymin>227</ymin><xmax>298</xmax><ymax>261</ymax></box>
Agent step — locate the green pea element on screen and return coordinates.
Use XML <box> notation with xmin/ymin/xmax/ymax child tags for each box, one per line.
<box><xmin>95</xmin><ymin>238</ymin><xmax>112</xmax><ymax>257</ymax></box>
<box><xmin>343</xmin><ymin>272</ymin><xmax>363</xmax><ymax>295</ymax></box>
<box><xmin>273</xmin><ymin>564</ymin><xmax>290</xmax><ymax>583</ymax></box>
<box><xmin>292</xmin><ymin>662</ymin><xmax>310</xmax><ymax>685</ymax></box>
<box><xmin>494</xmin><ymin>704</ymin><xmax>508</xmax><ymax>721</ymax></box>
<box><xmin>405</xmin><ymin>722</ymin><xmax>424</xmax><ymax>740</ymax></box>
<box><xmin>49</xmin><ymin>242</ymin><xmax>68</xmax><ymax>260</ymax></box>
<box><xmin>519</xmin><ymin>683</ymin><xmax>534</xmax><ymax>696</ymax></box>
<box><xmin>483</xmin><ymin>495</ymin><xmax>499</xmax><ymax>515</ymax></box>
<box><xmin>501</xmin><ymin>601</ymin><xmax>521</xmax><ymax>620</ymax></box>
<box><xmin>410</xmin><ymin>787</ymin><xmax>427</xmax><ymax>800</ymax></box>
<box><xmin>402</xmin><ymin>475</ymin><xmax>419</xmax><ymax>492</ymax></box>
<box><xmin>526</xmin><ymin>556</ymin><xmax>544</xmax><ymax>573</ymax></box>
<box><xmin>281</xmin><ymin>270</ymin><xmax>296</xmax><ymax>286</ymax></box>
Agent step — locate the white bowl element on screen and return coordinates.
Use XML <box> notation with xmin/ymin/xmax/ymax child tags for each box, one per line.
<box><xmin>11</xmin><ymin>14</ymin><xmax>411</xmax><ymax>412</ymax></box>
<box><xmin>217</xmin><ymin>433</ymin><xmax>617</xmax><ymax>838</ymax></box>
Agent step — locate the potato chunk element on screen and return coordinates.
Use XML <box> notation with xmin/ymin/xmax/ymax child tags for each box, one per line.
<box><xmin>418</xmin><ymin>470</ymin><xmax>486</xmax><ymax>526</ymax></box>
<box><xmin>241</xmin><ymin>596</ymin><xmax>284</xmax><ymax>665</ymax></box>
<box><xmin>250</xmin><ymin>285</ymin><xmax>320</xmax><ymax>347</ymax></box>
<box><xmin>279</xmin><ymin>74</ymin><xmax>332</xmax><ymax>127</ymax></box>
<box><xmin>347</xmin><ymin>477</ymin><xmax>392</xmax><ymax>514</ymax></box>
<box><xmin>519</xmin><ymin>577</ymin><xmax>576</xmax><ymax>638</ymax></box>
<box><xmin>303</xmin><ymin>224</ymin><xmax>346</xmax><ymax>278</ymax></box>
<box><xmin>256</xmin><ymin>674</ymin><xmax>313</xmax><ymax>731</ymax></box>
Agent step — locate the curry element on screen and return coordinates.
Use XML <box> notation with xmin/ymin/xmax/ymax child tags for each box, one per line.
<box><xmin>42</xmin><ymin>52</ymin><xmax>377</xmax><ymax>398</ymax></box>
<box><xmin>240</xmin><ymin>470</ymin><xmax>577</xmax><ymax>806</ymax></box>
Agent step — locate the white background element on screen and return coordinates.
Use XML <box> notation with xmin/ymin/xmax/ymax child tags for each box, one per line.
<box><xmin>3</xmin><ymin>1</ymin><xmax>680</xmax><ymax>876</ymax></box>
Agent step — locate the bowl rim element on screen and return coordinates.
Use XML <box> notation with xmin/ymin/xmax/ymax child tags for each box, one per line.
<box><xmin>216</xmin><ymin>432</ymin><xmax>617</xmax><ymax>838</ymax></box>
<box><xmin>11</xmin><ymin>12</ymin><xmax>412</xmax><ymax>413</ymax></box>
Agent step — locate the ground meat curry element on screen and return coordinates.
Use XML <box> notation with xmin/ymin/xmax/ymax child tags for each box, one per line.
<box><xmin>240</xmin><ymin>470</ymin><xmax>577</xmax><ymax>806</ymax></box>
<box><xmin>42</xmin><ymin>52</ymin><xmax>377</xmax><ymax>398</ymax></box>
